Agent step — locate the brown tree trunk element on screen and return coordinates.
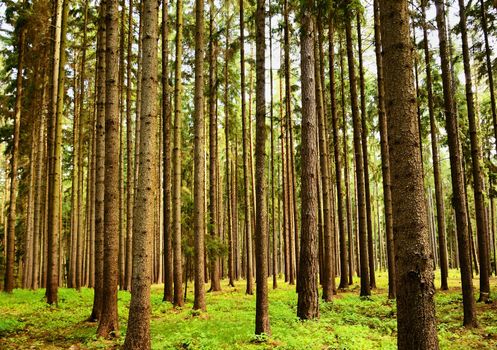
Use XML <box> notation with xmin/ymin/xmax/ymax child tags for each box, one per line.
<box><xmin>172</xmin><ymin>0</ymin><xmax>184</xmax><ymax>307</ymax></box>
<box><xmin>373</xmin><ymin>0</ymin><xmax>395</xmax><ymax>299</ymax></box>
<box><xmin>421</xmin><ymin>0</ymin><xmax>448</xmax><ymax>291</ymax></box>
<box><xmin>297</xmin><ymin>0</ymin><xmax>319</xmax><ymax>320</ymax></box>
<box><xmin>254</xmin><ymin>0</ymin><xmax>270</xmax><ymax>333</ymax></box>
<box><xmin>123</xmin><ymin>0</ymin><xmax>158</xmax><ymax>347</ymax></box>
<box><xmin>89</xmin><ymin>0</ymin><xmax>106</xmax><ymax>321</ymax></box>
<box><xmin>434</xmin><ymin>0</ymin><xmax>478</xmax><ymax>328</ymax></box>
<box><xmin>356</xmin><ymin>14</ymin><xmax>376</xmax><ymax>289</ymax></box>
<box><xmin>192</xmin><ymin>0</ymin><xmax>206</xmax><ymax>311</ymax></box>
<box><xmin>97</xmin><ymin>0</ymin><xmax>120</xmax><ymax>337</ymax></box>
<box><xmin>457</xmin><ymin>0</ymin><xmax>491</xmax><ymax>303</ymax></box>
<box><xmin>240</xmin><ymin>0</ymin><xmax>253</xmax><ymax>295</ymax></box>
<box><xmin>378</xmin><ymin>1</ymin><xmax>440</xmax><ymax>347</ymax></box>
<box><xmin>344</xmin><ymin>10</ymin><xmax>370</xmax><ymax>296</ymax></box>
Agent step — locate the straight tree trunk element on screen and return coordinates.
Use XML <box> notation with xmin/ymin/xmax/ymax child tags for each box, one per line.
<box><xmin>240</xmin><ymin>0</ymin><xmax>253</xmax><ymax>295</ymax></box>
<box><xmin>434</xmin><ymin>0</ymin><xmax>478</xmax><ymax>328</ymax></box>
<box><xmin>378</xmin><ymin>1</ymin><xmax>440</xmax><ymax>347</ymax></box>
<box><xmin>89</xmin><ymin>0</ymin><xmax>106</xmax><ymax>321</ymax></box>
<box><xmin>457</xmin><ymin>0</ymin><xmax>491</xmax><ymax>303</ymax></box>
<box><xmin>162</xmin><ymin>0</ymin><xmax>173</xmax><ymax>302</ymax></box>
<box><xmin>329</xmin><ymin>19</ymin><xmax>348</xmax><ymax>290</ymax></box>
<box><xmin>297</xmin><ymin>0</ymin><xmax>319</xmax><ymax>320</ymax></box>
<box><xmin>254</xmin><ymin>0</ymin><xmax>270</xmax><ymax>333</ymax></box>
<box><xmin>97</xmin><ymin>0</ymin><xmax>120</xmax><ymax>337</ymax></box>
<box><xmin>356</xmin><ymin>14</ymin><xmax>376</xmax><ymax>289</ymax></box>
<box><xmin>172</xmin><ymin>0</ymin><xmax>184</xmax><ymax>307</ymax></box>
<box><xmin>192</xmin><ymin>0</ymin><xmax>206</xmax><ymax>311</ymax></box>
<box><xmin>123</xmin><ymin>0</ymin><xmax>158</xmax><ymax>347</ymax></box>
<box><xmin>4</xmin><ymin>14</ymin><xmax>26</xmax><ymax>293</ymax></box>
<box><xmin>373</xmin><ymin>0</ymin><xmax>395</xmax><ymax>299</ymax></box>
<box><xmin>208</xmin><ymin>1</ymin><xmax>221</xmax><ymax>292</ymax></box>
<box><xmin>421</xmin><ymin>0</ymin><xmax>448</xmax><ymax>291</ymax></box>
<box><xmin>46</xmin><ymin>0</ymin><xmax>65</xmax><ymax>305</ymax></box>
<box><xmin>344</xmin><ymin>10</ymin><xmax>370</xmax><ymax>297</ymax></box>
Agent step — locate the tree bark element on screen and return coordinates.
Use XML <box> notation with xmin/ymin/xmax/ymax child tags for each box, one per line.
<box><xmin>378</xmin><ymin>1</ymin><xmax>440</xmax><ymax>347</ymax></box>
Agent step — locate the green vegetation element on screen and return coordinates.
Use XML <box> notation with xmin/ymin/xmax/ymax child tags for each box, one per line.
<box><xmin>1</xmin><ymin>271</ymin><xmax>496</xmax><ymax>349</ymax></box>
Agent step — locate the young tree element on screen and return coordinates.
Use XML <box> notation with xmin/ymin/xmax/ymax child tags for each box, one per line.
<box><xmin>297</xmin><ymin>0</ymin><xmax>319</xmax><ymax>320</ymax></box>
<box><xmin>123</xmin><ymin>0</ymin><xmax>159</xmax><ymax>346</ymax></box>
<box><xmin>378</xmin><ymin>0</ymin><xmax>439</xmax><ymax>347</ymax></box>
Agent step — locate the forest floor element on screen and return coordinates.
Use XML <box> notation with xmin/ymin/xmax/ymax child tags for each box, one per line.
<box><xmin>1</xmin><ymin>270</ymin><xmax>497</xmax><ymax>349</ymax></box>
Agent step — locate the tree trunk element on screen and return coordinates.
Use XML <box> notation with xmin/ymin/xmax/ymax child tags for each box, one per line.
<box><xmin>421</xmin><ymin>0</ymin><xmax>448</xmax><ymax>291</ymax></box>
<box><xmin>344</xmin><ymin>10</ymin><xmax>370</xmax><ymax>297</ymax></box>
<box><xmin>192</xmin><ymin>0</ymin><xmax>206</xmax><ymax>311</ymax></box>
<box><xmin>89</xmin><ymin>0</ymin><xmax>106</xmax><ymax>322</ymax></box>
<box><xmin>457</xmin><ymin>0</ymin><xmax>491</xmax><ymax>303</ymax></box>
<box><xmin>172</xmin><ymin>0</ymin><xmax>184</xmax><ymax>307</ymax></box>
<box><xmin>356</xmin><ymin>14</ymin><xmax>375</xmax><ymax>289</ymax></box>
<box><xmin>297</xmin><ymin>0</ymin><xmax>319</xmax><ymax>320</ymax></box>
<box><xmin>123</xmin><ymin>0</ymin><xmax>158</xmax><ymax>347</ymax></box>
<box><xmin>434</xmin><ymin>0</ymin><xmax>478</xmax><ymax>328</ymax></box>
<box><xmin>373</xmin><ymin>0</ymin><xmax>395</xmax><ymax>299</ymax></box>
<box><xmin>378</xmin><ymin>1</ymin><xmax>440</xmax><ymax>347</ymax></box>
<box><xmin>97</xmin><ymin>0</ymin><xmax>120</xmax><ymax>337</ymax></box>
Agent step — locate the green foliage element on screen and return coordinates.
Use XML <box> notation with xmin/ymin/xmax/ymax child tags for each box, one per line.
<box><xmin>1</xmin><ymin>271</ymin><xmax>497</xmax><ymax>349</ymax></box>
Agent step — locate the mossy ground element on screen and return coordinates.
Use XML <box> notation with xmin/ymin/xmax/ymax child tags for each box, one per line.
<box><xmin>1</xmin><ymin>270</ymin><xmax>497</xmax><ymax>349</ymax></box>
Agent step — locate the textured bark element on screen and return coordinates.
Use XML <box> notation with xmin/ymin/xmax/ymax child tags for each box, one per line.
<box><xmin>269</xmin><ymin>6</ymin><xmax>277</xmax><ymax>290</ymax></box>
<box><xmin>421</xmin><ymin>0</ymin><xmax>448</xmax><ymax>291</ymax></box>
<box><xmin>373</xmin><ymin>0</ymin><xmax>395</xmax><ymax>299</ymax></box>
<box><xmin>208</xmin><ymin>1</ymin><xmax>221</xmax><ymax>292</ymax></box>
<box><xmin>97</xmin><ymin>0</ymin><xmax>120</xmax><ymax>337</ymax></box>
<box><xmin>192</xmin><ymin>0</ymin><xmax>206</xmax><ymax>311</ymax></box>
<box><xmin>329</xmin><ymin>20</ymin><xmax>348</xmax><ymax>290</ymax></box>
<box><xmin>457</xmin><ymin>0</ymin><xmax>491</xmax><ymax>303</ymax></box>
<box><xmin>356</xmin><ymin>14</ymin><xmax>375</xmax><ymax>289</ymax></box>
<box><xmin>344</xmin><ymin>11</ymin><xmax>370</xmax><ymax>296</ymax></box>
<box><xmin>123</xmin><ymin>0</ymin><xmax>158</xmax><ymax>347</ymax></box>
<box><xmin>254</xmin><ymin>0</ymin><xmax>270</xmax><ymax>333</ymax></box>
<box><xmin>4</xmin><ymin>15</ymin><xmax>26</xmax><ymax>293</ymax></box>
<box><xmin>46</xmin><ymin>0</ymin><xmax>65</xmax><ymax>305</ymax></box>
<box><xmin>297</xmin><ymin>0</ymin><xmax>319</xmax><ymax>320</ymax></box>
<box><xmin>124</xmin><ymin>0</ymin><xmax>134</xmax><ymax>292</ymax></box>
<box><xmin>434</xmin><ymin>0</ymin><xmax>478</xmax><ymax>327</ymax></box>
<box><xmin>172</xmin><ymin>0</ymin><xmax>184</xmax><ymax>307</ymax></box>
<box><xmin>240</xmin><ymin>0</ymin><xmax>253</xmax><ymax>295</ymax></box>
<box><xmin>379</xmin><ymin>0</ymin><xmax>440</xmax><ymax>347</ymax></box>
<box><xmin>315</xmin><ymin>18</ymin><xmax>333</xmax><ymax>302</ymax></box>
<box><xmin>89</xmin><ymin>1</ymin><xmax>106</xmax><ymax>321</ymax></box>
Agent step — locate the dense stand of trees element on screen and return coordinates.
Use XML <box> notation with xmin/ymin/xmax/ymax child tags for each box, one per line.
<box><xmin>1</xmin><ymin>0</ymin><xmax>497</xmax><ymax>348</ymax></box>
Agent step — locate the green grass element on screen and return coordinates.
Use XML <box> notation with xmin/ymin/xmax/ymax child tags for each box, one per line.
<box><xmin>1</xmin><ymin>270</ymin><xmax>497</xmax><ymax>349</ymax></box>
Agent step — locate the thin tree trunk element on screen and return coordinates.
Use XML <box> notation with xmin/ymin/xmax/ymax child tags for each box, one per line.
<box><xmin>434</xmin><ymin>0</ymin><xmax>478</xmax><ymax>327</ymax></box>
<box><xmin>345</xmin><ymin>10</ymin><xmax>370</xmax><ymax>296</ymax></box>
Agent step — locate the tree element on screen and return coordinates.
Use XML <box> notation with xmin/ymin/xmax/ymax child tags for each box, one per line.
<box><xmin>123</xmin><ymin>0</ymin><xmax>158</xmax><ymax>346</ymax></box>
<box><xmin>457</xmin><ymin>0</ymin><xmax>491</xmax><ymax>303</ymax></box>
<box><xmin>4</xmin><ymin>4</ymin><xmax>26</xmax><ymax>293</ymax></box>
<box><xmin>254</xmin><ymin>0</ymin><xmax>270</xmax><ymax>334</ymax></box>
<box><xmin>372</xmin><ymin>0</ymin><xmax>395</xmax><ymax>299</ymax></box>
<box><xmin>97</xmin><ymin>0</ymin><xmax>120</xmax><ymax>337</ymax></box>
<box><xmin>193</xmin><ymin>0</ymin><xmax>206</xmax><ymax>311</ymax></box>
<box><xmin>421</xmin><ymin>0</ymin><xmax>448</xmax><ymax>291</ymax></box>
<box><xmin>297</xmin><ymin>0</ymin><xmax>319</xmax><ymax>320</ymax></box>
<box><xmin>434</xmin><ymin>0</ymin><xmax>477</xmax><ymax>327</ymax></box>
<box><xmin>344</xmin><ymin>5</ymin><xmax>370</xmax><ymax>297</ymax></box>
<box><xmin>240</xmin><ymin>0</ymin><xmax>253</xmax><ymax>295</ymax></box>
<box><xmin>378</xmin><ymin>0</ymin><xmax>439</xmax><ymax>347</ymax></box>
<box><xmin>172</xmin><ymin>0</ymin><xmax>184</xmax><ymax>307</ymax></box>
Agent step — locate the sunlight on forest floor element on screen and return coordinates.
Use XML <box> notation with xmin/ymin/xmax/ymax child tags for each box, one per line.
<box><xmin>1</xmin><ymin>270</ymin><xmax>497</xmax><ymax>349</ymax></box>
